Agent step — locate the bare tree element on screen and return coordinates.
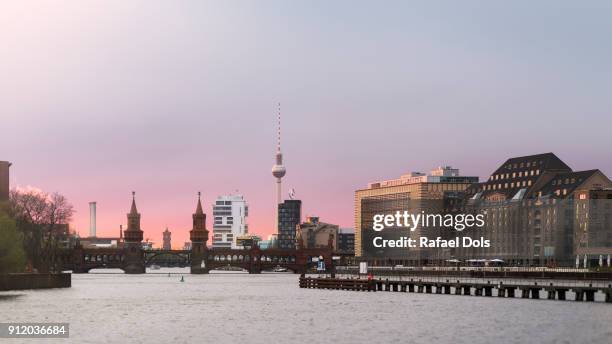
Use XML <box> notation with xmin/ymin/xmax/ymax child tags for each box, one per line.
<box><xmin>8</xmin><ymin>189</ymin><xmax>75</xmax><ymax>272</ymax></box>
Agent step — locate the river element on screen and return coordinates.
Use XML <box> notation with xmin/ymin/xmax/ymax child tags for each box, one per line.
<box><xmin>1</xmin><ymin>268</ymin><xmax>611</xmax><ymax>344</ymax></box>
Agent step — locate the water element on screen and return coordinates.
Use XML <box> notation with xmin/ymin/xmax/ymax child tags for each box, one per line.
<box><xmin>1</xmin><ymin>269</ymin><xmax>611</xmax><ymax>344</ymax></box>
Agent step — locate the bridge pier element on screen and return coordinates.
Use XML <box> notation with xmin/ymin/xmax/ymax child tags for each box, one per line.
<box><xmin>605</xmin><ymin>290</ymin><xmax>612</xmax><ymax>303</ymax></box>
<box><xmin>574</xmin><ymin>289</ymin><xmax>584</xmax><ymax>301</ymax></box>
<box><xmin>521</xmin><ymin>288</ymin><xmax>530</xmax><ymax>298</ymax></box>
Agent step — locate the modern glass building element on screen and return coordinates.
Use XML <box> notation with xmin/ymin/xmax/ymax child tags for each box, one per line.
<box><xmin>278</xmin><ymin>200</ymin><xmax>301</xmax><ymax>249</ymax></box>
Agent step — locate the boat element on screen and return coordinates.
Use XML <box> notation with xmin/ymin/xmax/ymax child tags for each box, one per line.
<box><xmin>273</xmin><ymin>266</ymin><xmax>288</xmax><ymax>273</ymax></box>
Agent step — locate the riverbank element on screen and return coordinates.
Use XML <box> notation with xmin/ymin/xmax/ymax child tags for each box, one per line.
<box><xmin>0</xmin><ymin>273</ymin><xmax>71</xmax><ymax>291</ymax></box>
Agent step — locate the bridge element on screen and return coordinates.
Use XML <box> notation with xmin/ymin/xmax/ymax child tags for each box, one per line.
<box><xmin>59</xmin><ymin>245</ymin><xmax>332</xmax><ymax>274</ymax></box>
<box><xmin>57</xmin><ymin>192</ymin><xmax>333</xmax><ymax>274</ymax></box>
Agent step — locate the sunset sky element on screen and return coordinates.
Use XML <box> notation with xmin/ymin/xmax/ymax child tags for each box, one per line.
<box><xmin>2</xmin><ymin>1</ymin><xmax>611</xmax><ymax>247</ymax></box>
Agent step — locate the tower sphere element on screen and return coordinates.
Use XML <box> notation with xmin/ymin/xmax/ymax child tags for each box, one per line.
<box><xmin>272</xmin><ymin>164</ymin><xmax>286</xmax><ymax>178</ymax></box>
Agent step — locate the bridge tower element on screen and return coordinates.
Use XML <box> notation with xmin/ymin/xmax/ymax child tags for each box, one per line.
<box><xmin>123</xmin><ymin>191</ymin><xmax>145</xmax><ymax>274</ymax></box>
<box><xmin>190</xmin><ymin>192</ymin><xmax>209</xmax><ymax>274</ymax></box>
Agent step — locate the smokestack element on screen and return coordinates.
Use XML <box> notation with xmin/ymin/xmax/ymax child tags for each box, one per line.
<box><xmin>89</xmin><ymin>202</ymin><xmax>97</xmax><ymax>237</ymax></box>
<box><xmin>0</xmin><ymin>161</ymin><xmax>11</xmax><ymax>202</ymax></box>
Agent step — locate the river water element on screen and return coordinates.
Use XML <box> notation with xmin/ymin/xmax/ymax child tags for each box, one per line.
<box><xmin>1</xmin><ymin>268</ymin><xmax>611</xmax><ymax>344</ymax></box>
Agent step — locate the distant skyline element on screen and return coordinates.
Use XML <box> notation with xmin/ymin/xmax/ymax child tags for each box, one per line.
<box><xmin>2</xmin><ymin>1</ymin><xmax>611</xmax><ymax>247</ymax></box>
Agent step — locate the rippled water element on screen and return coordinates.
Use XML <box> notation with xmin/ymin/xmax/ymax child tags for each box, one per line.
<box><xmin>1</xmin><ymin>268</ymin><xmax>611</xmax><ymax>344</ymax></box>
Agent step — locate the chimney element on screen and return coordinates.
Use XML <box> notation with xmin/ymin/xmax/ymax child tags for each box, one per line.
<box><xmin>89</xmin><ymin>202</ymin><xmax>97</xmax><ymax>237</ymax></box>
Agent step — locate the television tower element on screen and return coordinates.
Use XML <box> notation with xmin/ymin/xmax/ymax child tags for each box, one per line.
<box><xmin>271</xmin><ymin>103</ymin><xmax>286</xmax><ymax>206</ymax></box>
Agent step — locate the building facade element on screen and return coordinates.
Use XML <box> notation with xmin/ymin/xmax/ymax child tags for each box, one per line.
<box><xmin>355</xmin><ymin>154</ymin><xmax>612</xmax><ymax>267</ymax></box>
<box><xmin>278</xmin><ymin>199</ymin><xmax>302</xmax><ymax>249</ymax></box>
<box><xmin>296</xmin><ymin>217</ymin><xmax>338</xmax><ymax>250</ymax></box>
<box><xmin>457</xmin><ymin>153</ymin><xmax>612</xmax><ymax>266</ymax></box>
<box><xmin>355</xmin><ymin>166</ymin><xmax>478</xmax><ymax>261</ymax></box>
<box><xmin>211</xmin><ymin>195</ymin><xmax>248</xmax><ymax>249</ymax></box>
<box><xmin>337</xmin><ymin>228</ymin><xmax>355</xmax><ymax>254</ymax></box>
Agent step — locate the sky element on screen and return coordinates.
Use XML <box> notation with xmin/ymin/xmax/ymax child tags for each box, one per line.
<box><xmin>1</xmin><ymin>1</ymin><xmax>611</xmax><ymax>248</ymax></box>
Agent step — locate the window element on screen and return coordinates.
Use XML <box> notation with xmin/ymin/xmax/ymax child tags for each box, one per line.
<box><xmin>579</xmin><ymin>194</ymin><xmax>587</xmax><ymax>200</ymax></box>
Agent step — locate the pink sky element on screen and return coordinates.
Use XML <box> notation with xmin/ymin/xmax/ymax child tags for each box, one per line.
<box><xmin>2</xmin><ymin>2</ymin><xmax>611</xmax><ymax>248</ymax></box>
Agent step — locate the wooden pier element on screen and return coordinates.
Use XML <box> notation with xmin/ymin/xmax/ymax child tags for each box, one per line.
<box><xmin>299</xmin><ymin>276</ymin><xmax>612</xmax><ymax>302</ymax></box>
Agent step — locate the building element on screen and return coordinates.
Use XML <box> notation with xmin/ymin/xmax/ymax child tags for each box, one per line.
<box><xmin>236</xmin><ymin>234</ymin><xmax>262</xmax><ymax>249</ymax></box>
<box><xmin>458</xmin><ymin>153</ymin><xmax>612</xmax><ymax>266</ymax></box>
<box><xmin>79</xmin><ymin>236</ymin><xmax>121</xmax><ymax>249</ymax></box>
<box><xmin>142</xmin><ymin>240</ymin><xmax>153</xmax><ymax>251</ymax></box>
<box><xmin>0</xmin><ymin>161</ymin><xmax>11</xmax><ymax>202</ymax></box>
<box><xmin>258</xmin><ymin>234</ymin><xmax>278</xmax><ymax>250</ymax></box>
<box><xmin>278</xmin><ymin>199</ymin><xmax>301</xmax><ymax>249</ymax></box>
<box><xmin>212</xmin><ymin>194</ymin><xmax>248</xmax><ymax>249</ymax></box>
<box><xmin>162</xmin><ymin>227</ymin><xmax>172</xmax><ymax>250</ymax></box>
<box><xmin>296</xmin><ymin>217</ymin><xmax>338</xmax><ymax>250</ymax></box>
<box><xmin>355</xmin><ymin>166</ymin><xmax>478</xmax><ymax>261</ymax></box>
<box><xmin>337</xmin><ymin>228</ymin><xmax>355</xmax><ymax>254</ymax></box>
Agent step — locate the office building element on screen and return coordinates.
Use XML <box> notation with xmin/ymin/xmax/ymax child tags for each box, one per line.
<box><xmin>212</xmin><ymin>194</ymin><xmax>248</xmax><ymax>249</ymax></box>
<box><xmin>258</xmin><ymin>234</ymin><xmax>278</xmax><ymax>250</ymax></box>
<box><xmin>355</xmin><ymin>166</ymin><xmax>478</xmax><ymax>260</ymax></box>
<box><xmin>458</xmin><ymin>153</ymin><xmax>612</xmax><ymax>266</ymax></box>
<box><xmin>278</xmin><ymin>199</ymin><xmax>301</xmax><ymax>249</ymax></box>
<box><xmin>236</xmin><ymin>234</ymin><xmax>262</xmax><ymax>249</ymax></box>
<box><xmin>337</xmin><ymin>228</ymin><xmax>355</xmax><ymax>254</ymax></box>
<box><xmin>296</xmin><ymin>216</ymin><xmax>338</xmax><ymax>250</ymax></box>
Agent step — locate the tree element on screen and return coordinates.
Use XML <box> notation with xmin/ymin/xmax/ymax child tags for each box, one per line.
<box><xmin>8</xmin><ymin>190</ymin><xmax>74</xmax><ymax>272</ymax></box>
<box><xmin>0</xmin><ymin>211</ymin><xmax>26</xmax><ymax>273</ymax></box>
